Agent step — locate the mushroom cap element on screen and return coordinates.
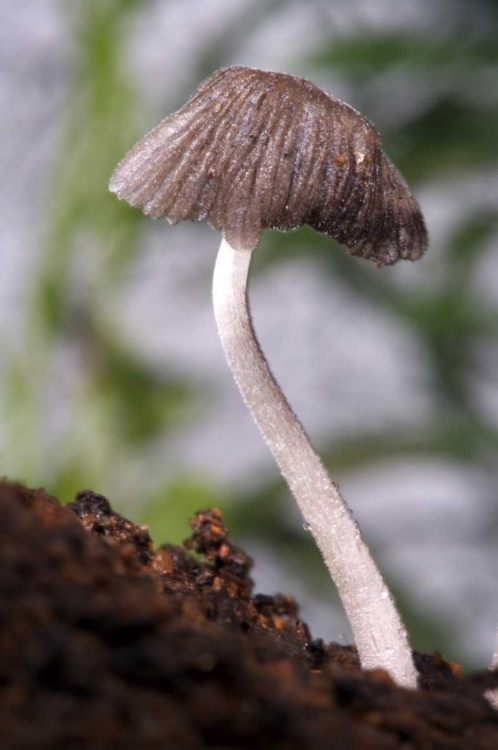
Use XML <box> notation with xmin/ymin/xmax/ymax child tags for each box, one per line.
<box><xmin>109</xmin><ymin>66</ymin><xmax>428</xmax><ymax>265</ymax></box>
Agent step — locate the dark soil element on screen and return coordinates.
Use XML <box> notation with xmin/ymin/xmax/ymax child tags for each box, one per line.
<box><xmin>0</xmin><ymin>481</ymin><xmax>497</xmax><ymax>749</ymax></box>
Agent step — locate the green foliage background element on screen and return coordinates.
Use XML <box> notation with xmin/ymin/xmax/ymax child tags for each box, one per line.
<box><xmin>3</xmin><ymin>0</ymin><xmax>498</xmax><ymax>668</ymax></box>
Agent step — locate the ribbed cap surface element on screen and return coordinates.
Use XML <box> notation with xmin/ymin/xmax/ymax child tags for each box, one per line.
<box><xmin>110</xmin><ymin>66</ymin><xmax>428</xmax><ymax>265</ymax></box>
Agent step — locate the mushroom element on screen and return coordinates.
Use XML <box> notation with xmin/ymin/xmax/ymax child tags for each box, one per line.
<box><xmin>109</xmin><ymin>66</ymin><xmax>428</xmax><ymax>688</ymax></box>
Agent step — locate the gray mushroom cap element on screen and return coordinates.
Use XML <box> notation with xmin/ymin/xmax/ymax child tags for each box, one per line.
<box><xmin>109</xmin><ymin>65</ymin><xmax>428</xmax><ymax>265</ymax></box>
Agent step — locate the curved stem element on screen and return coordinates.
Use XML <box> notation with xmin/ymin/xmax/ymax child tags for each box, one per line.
<box><xmin>491</xmin><ymin>633</ymin><xmax>498</xmax><ymax>674</ymax></box>
<box><xmin>212</xmin><ymin>236</ymin><xmax>418</xmax><ymax>688</ymax></box>
<box><xmin>486</xmin><ymin>633</ymin><xmax>498</xmax><ymax>709</ymax></box>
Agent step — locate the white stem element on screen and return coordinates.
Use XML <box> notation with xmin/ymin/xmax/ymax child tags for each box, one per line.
<box><xmin>491</xmin><ymin>633</ymin><xmax>498</xmax><ymax>673</ymax></box>
<box><xmin>213</xmin><ymin>237</ymin><xmax>418</xmax><ymax>688</ymax></box>
<box><xmin>486</xmin><ymin>632</ymin><xmax>498</xmax><ymax>709</ymax></box>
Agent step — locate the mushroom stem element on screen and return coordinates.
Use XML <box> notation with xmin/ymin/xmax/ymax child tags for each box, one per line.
<box><xmin>213</xmin><ymin>236</ymin><xmax>418</xmax><ymax>689</ymax></box>
<box><xmin>486</xmin><ymin>636</ymin><xmax>498</xmax><ymax>709</ymax></box>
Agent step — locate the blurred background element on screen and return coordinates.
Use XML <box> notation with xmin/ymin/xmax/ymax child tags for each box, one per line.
<box><xmin>1</xmin><ymin>0</ymin><xmax>497</xmax><ymax>669</ymax></box>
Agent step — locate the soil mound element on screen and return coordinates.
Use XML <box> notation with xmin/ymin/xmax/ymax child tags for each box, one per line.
<box><xmin>0</xmin><ymin>481</ymin><xmax>497</xmax><ymax>748</ymax></box>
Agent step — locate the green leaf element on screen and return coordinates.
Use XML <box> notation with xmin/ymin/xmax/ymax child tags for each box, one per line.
<box><xmin>139</xmin><ymin>476</ymin><xmax>231</xmax><ymax>547</ymax></box>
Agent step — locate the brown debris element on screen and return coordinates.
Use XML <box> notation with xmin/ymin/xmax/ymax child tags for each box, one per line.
<box><xmin>0</xmin><ymin>480</ymin><xmax>497</xmax><ymax>749</ymax></box>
